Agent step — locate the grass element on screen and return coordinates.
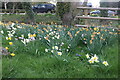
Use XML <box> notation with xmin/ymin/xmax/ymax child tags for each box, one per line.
<box><xmin>2</xmin><ymin>13</ymin><xmax>62</xmax><ymax>24</ymax></box>
<box><xmin>2</xmin><ymin>42</ymin><xmax>118</xmax><ymax>78</ymax></box>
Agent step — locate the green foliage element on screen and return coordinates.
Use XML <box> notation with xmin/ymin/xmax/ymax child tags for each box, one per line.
<box><xmin>22</xmin><ymin>2</ymin><xmax>35</xmax><ymax>24</ymax></box>
<box><xmin>56</xmin><ymin>2</ymin><xmax>70</xmax><ymax>20</ymax></box>
<box><xmin>100</xmin><ymin>2</ymin><xmax>108</xmax><ymax>17</ymax></box>
<box><xmin>2</xmin><ymin>14</ymin><xmax>62</xmax><ymax>24</ymax></box>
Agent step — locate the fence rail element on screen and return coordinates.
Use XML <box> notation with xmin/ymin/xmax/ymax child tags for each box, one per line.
<box><xmin>76</xmin><ymin>16</ymin><xmax>120</xmax><ymax>20</ymax></box>
<box><xmin>75</xmin><ymin>7</ymin><xmax>120</xmax><ymax>27</ymax></box>
<box><xmin>77</xmin><ymin>7</ymin><xmax>120</xmax><ymax>10</ymax></box>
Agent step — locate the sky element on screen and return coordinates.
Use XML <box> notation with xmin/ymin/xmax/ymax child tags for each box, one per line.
<box><xmin>88</xmin><ymin>0</ymin><xmax>100</xmax><ymax>7</ymax></box>
<box><xmin>81</xmin><ymin>0</ymin><xmax>100</xmax><ymax>7</ymax></box>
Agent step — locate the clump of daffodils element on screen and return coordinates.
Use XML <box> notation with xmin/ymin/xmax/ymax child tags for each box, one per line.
<box><xmin>86</xmin><ymin>53</ymin><xmax>109</xmax><ymax>66</ymax></box>
<box><xmin>87</xmin><ymin>54</ymin><xmax>99</xmax><ymax>64</ymax></box>
<box><xmin>45</xmin><ymin>45</ymin><xmax>62</xmax><ymax>56</ymax></box>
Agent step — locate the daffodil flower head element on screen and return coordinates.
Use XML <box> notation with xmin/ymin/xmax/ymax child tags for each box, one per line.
<box><xmin>57</xmin><ymin>52</ymin><xmax>62</xmax><ymax>56</ymax></box>
<box><xmin>45</xmin><ymin>49</ymin><xmax>48</xmax><ymax>52</ymax></box>
<box><xmin>102</xmin><ymin>61</ymin><xmax>109</xmax><ymax>66</ymax></box>
<box><xmin>5</xmin><ymin>47</ymin><xmax>9</xmax><ymax>50</ymax></box>
<box><xmin>88</xmin><ymin>59</ymin><xmax>94</xmax><ymax>64</ymax></box>
<box><xmin>52</xmin><ymin>46</ymin><xmax>54</xmax><ymax>49</ymax></box>
<box><xmin>33</xmin><ymin>34</ymin><xmax>36</xmax><ymax>37</ymax></box>
<box><xmin>8</xmin><ymin>37</ymin><xmax>12</xmax><ymax>40</ymax></box>
<box><xmin>10</xmin><ymin>53</ymin><xmax>15</xmax><ymax>56</ymax></box>
<box><xmin>86</xmin><ymin>54</ymin><xmax>90</xmax><ymax>58</ymax></box>
<box><xmin>9</xmin><ymin>42</ymin><xmax>13</xmax><ymax>45</ymax></box>
<box><xmin>54</xmin><ymin>46</ymin><xmax>58</xmax><ymax>50</ymax></box>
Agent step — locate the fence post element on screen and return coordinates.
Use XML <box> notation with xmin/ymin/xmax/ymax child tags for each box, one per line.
<box><xmin>84</xmin><ymin>9</ymin><xmax>88</xmax><ymax>25</ymax></box>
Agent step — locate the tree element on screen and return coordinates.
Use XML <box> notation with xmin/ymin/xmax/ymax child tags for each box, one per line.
<box><xmin>22</xmin><ymin>2</ymin><xmax>36</xmax><ymax>24</ymax></box>
<box><xmin>4</xmin><ymin>2</ymin><xmax>8</xmax><ymax>10</ymax></box>
<box><xmin>12</xmin><ymin>2</ymin><xmax>17</xmax><ymax>13</ymax></box>
<box><xmin>56</xmin><ymin>1</ymin><xmax>82</xmax><ymax>26</ymax></box>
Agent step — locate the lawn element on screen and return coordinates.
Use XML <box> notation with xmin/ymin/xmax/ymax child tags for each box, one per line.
<box><xmin>1</xmin><ymin>13</ymin><xmax>62</xmax><ymax>25</ymax></box>
<box><xmin>0</xmin><ymin>21</ymin><xmax>119</xmax><ymax>78</ymax></box>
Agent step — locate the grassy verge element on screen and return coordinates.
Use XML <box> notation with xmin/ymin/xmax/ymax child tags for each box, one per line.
<box><xmin>1</xmin><ymin>14</ymin><xmax>62</xmax><ymax>24</ymax></box>
<box><xmin>2</xmin><ymin>43</ymin><xmax>118</xmax><ymax>78</ymax></box>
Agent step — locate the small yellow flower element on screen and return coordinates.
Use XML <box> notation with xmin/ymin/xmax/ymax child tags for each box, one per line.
<box><xmin>33</xmin><ymin>34</ymin><xmax>36</xmax><ymax>37</ymax></box>
<box><xmin>8</xmin><ymin>37</ymin><xmax>12</xmax><ymax>40</ymax></box>
<box><xmin>85</xmin><ymin>28</ymin><xmax>89</xmax><ymax>31</ymax></box>
<box><xmin>94</xmin><ymin>27</ymin><xmax>97</xmax><ymax>31</ymax></box>
<box><xmin>67</xmin><ymin>31</ymin><xmax>73</xmax><ymax>38</ymax></box>
<box><xmin>5</xmin><ymin>47</ymin><xmax>9</xmax><ymax>50</ymax></box>
<box><xmin>57</xmin><ymin>52</ymin><xmax>62</xmax><ymax>56</ymax></box>
<box><xmin>84</xmin><ymin>38</ymin><xmax>86</xmax><ymax>40</ymax></box>
<box><xmin>102</xmin><ymin>61</ymin><xmax>109</xmax><ymax>66</ymax></box>
<box><xmin>90</xmin><ymin>40</ymin><xmax>92</xmax><ymax>44</ymax></box>
<box><xmin>10</xmin><ymin>53</ymin><xmax>15</xmax><ymax>56</ymax></box>
<box><xmin>9</xmin><ymin>42</ymin><xmax>13</xmax><ymax>45</ymax></box>
<box><xmin>76</xmin><ymin>31</ymin><xmax>80</xmax><ymax>34</ymax></box>
<box><xmin>92</xmin><ymin>32</ymin><xmax>97</xmax><ymax>35</ymax></box>
<box><xmin>30</xmin><ymin>34</ymin><xmax>33</xmax><ymax>37</ymax></box>
<box><xmin>97</xmin><ymin>32</ymin><xmax>100</xmax><ymax>34</ymax></box>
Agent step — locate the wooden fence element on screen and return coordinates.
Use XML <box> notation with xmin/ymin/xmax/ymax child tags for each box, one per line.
<box><xmin>75</xmin><ymin>7</ymin><xmax>120</xmax><ymax>27</ymax></box>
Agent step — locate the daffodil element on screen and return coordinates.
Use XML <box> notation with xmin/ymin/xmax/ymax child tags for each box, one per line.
<box><xmin>91</xmin><ymin>54</ymin><xmax>99</xmax><ymax>63</ymax></box>
<box><xmin>8</xmin><ymin>37</ymin><xmax>12</xmax><ymax>40</ymax></box>
<box><xmin>21</xmin><ymin>34</ymin><xmax>24</xmax><ymax>38</ymax></box>
<box><xmin>5</xmin><ymin>47</ymin><xmax>9</xmax><ymax>50</ymax></box>
<box><xmin>52</xmin><ymin>46</ymin><xmax>55</xmax><ymax>49</ymax></box>
<box><xmin>45</xmin><ymin>49</ymin><xmax>48</xmax><ymax>52</ymax></box>
<box><xmin>51</xmin><ymin>50</ymin><xmax>54</xmax><ymax>53</ymax></box>
<box><xmin>10</xmin><ymin>53</ymin><xmax>15</xmax><ymax>56</ymax></box>
<box><xmin>86</xmin><ymin>54</ymin><xmax>90</xmax><ymax>58</ymax></box>
<box><xmin>57</xmin><ymin>52</ymin><xmax>62</xmax><ymax>56</ymax></box>
<box><xmin>97</xmin><ymin>32</ymin><xmax>100</xmax><ymax>34</ymax></box>
<box><xmin>1</xmin><ymin>30</ymin><xmax>4</xmax><ymax>34</ymax></box>
<box><xmin>94</xmin><ymin>27</ymin><xmax>99</xmax><ymax>31</ymax></box>
<box><xmin>9</xmin><ymin>42</ymin><xmax>13</xmax><ymax>45</ymax></box>
<box><xmin>88</xmin><ymin>59</ymin><xmax>94</xmax><ymax>64</ymax></box>
<box><xmin>30</xmin><ymin>34</ymin><xmax>33</xmax><ymax>37</ymax></box>
<box><xmin>33</xmin><ymin>34</ymin><xmax>36</xmax><ymax>37</ymax></box>
<box><xmin>55</xmin><ymin>46</ymin><xmax>58</xmax><ymax>50</ymax></box>
<box><xmin>90</xmin><ymin>40</ymin><xmax>92</xmax><ymax>44</ymax></box>
<box><xmin>102</xmin><ymin>61</ymin><xmax>109</xmax><ymax>66</ymax></box>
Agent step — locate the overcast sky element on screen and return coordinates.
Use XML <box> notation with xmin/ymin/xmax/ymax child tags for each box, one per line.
<box><xmin>81</xmin><ymin>0</ymin><xmax>100</xmax><ymax>7</ymax></box>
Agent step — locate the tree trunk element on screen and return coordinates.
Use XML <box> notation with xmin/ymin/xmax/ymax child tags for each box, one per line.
<box><xmin>4</xmin><ymin>2</ymin><xmax>8</xmax><ymax>10</ymax></box>
<box><xmin>56</xmin><ymin>2</ymin><xmax>82</xmax><ymax>26</ymax></box>
<box><xmin>12</xmin><ymin>2</ymin><xmax>17</xmax><ymax>13</ymax></box>
<box><xmin>22</xmin><ymin>2</ymin><xmax>35</xmax><ymax>24</ymax></box>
